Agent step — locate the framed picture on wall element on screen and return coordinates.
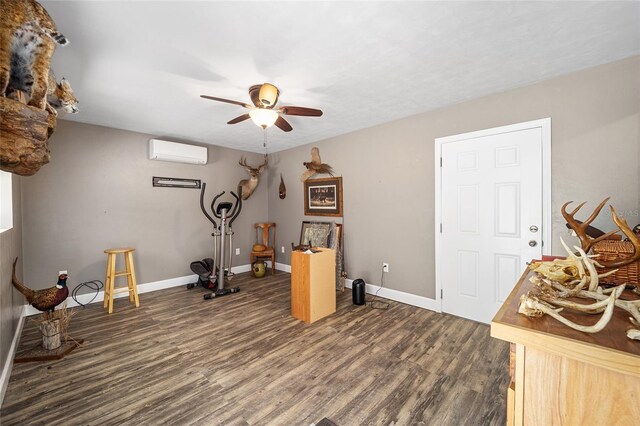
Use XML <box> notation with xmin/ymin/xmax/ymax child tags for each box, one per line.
<box><xmin>303</xmin><ymin>177</ymin><xmax>343</xmax><ymax>217</ymax></box>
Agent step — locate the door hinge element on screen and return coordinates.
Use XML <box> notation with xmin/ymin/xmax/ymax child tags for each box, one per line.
<box><xmin>440</xmin><ymin>223</ymin><xmax>443</xmax><ymax>233</ymax></box>
<box><xmin>440</xmin><ymin>157</ymin><xmax>442</xmax><ymax>167</ymax></box>
<box><xmin>441</xmin><ymin>289</ymin><xmax>443</xmax><ymax>299</ymax></box>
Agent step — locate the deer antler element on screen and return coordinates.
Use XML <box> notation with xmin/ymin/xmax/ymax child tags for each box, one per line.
<box><xmin>562</xmin><ymin>199</ymin><xmax>640</xmax><ymax>268</ymax></box>
<box><xmin>562</xmin><ymin>198</ymin><xmax>621</xmax><ymax>253</ymax></box>
<box><xmin>522</xmin><ymin>238</ymin><xmax>640</xmax><ymax>339</ymax></box>
<box><xmin>518</xmin><ymin>284</ymin><xmax>625</xmax><ymax>334</ymax></box>
<box><xmin>239</xmin><ymin>156</ymin><xmax>249</xmax><ymax>168</ymax></box>
<box><xmin>607</xmin><ymin>206</ymin><xmax>640</xmax><ymax>268</ymax></box>
<box><xmin>257</xmin><ymin>155</ymin><xmax>268</xmax><ymax>171</ymax></box>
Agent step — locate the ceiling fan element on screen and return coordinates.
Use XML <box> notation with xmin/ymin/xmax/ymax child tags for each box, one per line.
<box><xmin>200</xmin><ymin>83</ymin><xmax>323</xmax><ymax>132</ymax></box>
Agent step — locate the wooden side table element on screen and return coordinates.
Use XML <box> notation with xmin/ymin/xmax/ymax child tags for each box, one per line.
<box><xmin>491</xmin><ymin>270</ymin><xmax>640</xmax><ymax>425</ymax></box>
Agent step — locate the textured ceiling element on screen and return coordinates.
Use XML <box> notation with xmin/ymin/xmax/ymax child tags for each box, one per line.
<box><xmin>41</xmin><ymin>1</ymin><xmax>640</xmax><ymax>153</ymax></box>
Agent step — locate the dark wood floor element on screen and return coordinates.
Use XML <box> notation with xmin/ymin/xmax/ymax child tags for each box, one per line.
<box><xmin>1</xmin><ymin>272</ymin><xmax>509</xmax><ymax>425</ymax></box>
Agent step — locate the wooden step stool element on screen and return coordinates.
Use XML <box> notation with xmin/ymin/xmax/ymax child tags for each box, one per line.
<box><xmin>104</xmin><ymin>247</ymin><xmax>140</xmax><ymax>314</ymax></box>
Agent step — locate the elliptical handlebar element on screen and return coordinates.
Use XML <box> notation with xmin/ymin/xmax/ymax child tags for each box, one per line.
<box><xmin>200</xmin><ymin>183</ymin><xmax>217</xmax><ymax>227</ymax></box>
<box><xmin>200</xmin><ymin>183</ymin><xmax>242</xmax><ymax>227</ymax></box>
<box><xmin>211</xmin><ymin>191</ymin><xmax>226</xmax><ymax>219</ymax></box>
<box><xmin>228</xmin><ymin>190</ymin><xmax>242</xmax><ymax>228</ymax></box>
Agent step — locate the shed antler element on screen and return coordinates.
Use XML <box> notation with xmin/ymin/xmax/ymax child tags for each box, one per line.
<box><xmin>523</xmin><ymin>238</ymin><xmax>640</xmax><ymax>340</ymax></box>
<box><xmin>561</xmin><ymin>198</ymin><xmax>618</xmax><ymax>253</ymax></box>
<box><xmin>608</xmin><ymin>205</ymin><xmax>640</xmax><ymax>268</ymax></box>
<box><xmin>562</xmin><ymin>198</ymin><xmax>640</xmax><ymax>268</ymax></box>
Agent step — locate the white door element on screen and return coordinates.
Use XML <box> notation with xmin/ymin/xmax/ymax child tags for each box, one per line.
<box><xmin>437</xmin><ymin>119</ymin><xmax>550</xmax><ymax>324</ymax></box>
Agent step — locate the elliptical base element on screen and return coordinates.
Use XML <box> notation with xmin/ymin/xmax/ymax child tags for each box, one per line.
<box><xmin>203</xmin><ymin>287</ymin><xmax>240</xmax><ymax>300</ymax></box>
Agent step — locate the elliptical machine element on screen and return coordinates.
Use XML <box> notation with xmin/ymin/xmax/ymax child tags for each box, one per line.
<box><xmin>192</xmin><ymin>182</ymin><xmax>242</xmax><ymax>300</ymax></box>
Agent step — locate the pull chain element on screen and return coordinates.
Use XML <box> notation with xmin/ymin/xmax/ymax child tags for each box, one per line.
<box><xmin>263</xmin><ymin>127</ymin><xmax>268</xmax><ymax>154</ymax></box>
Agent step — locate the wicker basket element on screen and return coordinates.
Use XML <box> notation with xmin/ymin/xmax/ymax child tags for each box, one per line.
<box><xmin>592</xmin><ymin>240</ymin><xmax>639</xmax><ymax>285</ymax></box>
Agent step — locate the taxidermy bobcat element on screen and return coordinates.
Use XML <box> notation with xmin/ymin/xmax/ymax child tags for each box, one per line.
<box><xmin>0</xmin><ymin>0</ymin><xmax>69</xmax><ymax>110</ymax></box>
<box><xmin>45</xmin><ymin>74</ymin><xmax>78</xmax><ymax>114</ymax></box>
<box><xmin>7</xmin><ymin>71</ymin><xmax>79</xmax><ymax>115</ymax></box>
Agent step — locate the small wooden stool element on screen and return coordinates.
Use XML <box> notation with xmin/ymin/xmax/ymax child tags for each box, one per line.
<box><xmin>104</xmin><ymin>247</ymin><xmax>140</xmax><ymax>314</ymax></box>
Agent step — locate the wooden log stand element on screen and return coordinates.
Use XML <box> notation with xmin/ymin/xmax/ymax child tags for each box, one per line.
<box><xmin>15</xmin><ymin>316</ymin><xmax>83</xmax><ymax>363</ymax></box>
<box><xmin>40</xmin><ymin>319</ymin><xmax>62</xmax><ymax>350</ymax></box>
<box><xmin>14</xmin><ymin>307</ymin><xmax>83</xmax><ymax>363</ymax></box>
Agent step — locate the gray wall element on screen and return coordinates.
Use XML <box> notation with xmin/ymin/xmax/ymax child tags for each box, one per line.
<box><xmin>268</xmin><ymin>55</ymin><xmax>640</xmax><ymax>299</ymax></box>
<box><xmin>14</xmin><ymin>56</ymin><xmax>640</xmax><ymax>303</ymax></box>
<box><xmin>1</xmin><ymin>174</ymin><xmax>23</xmax><ymax>400</ymax></box>
<box><xmin>21</xmin><ymin>121</ymin><xmax>269</xmax><ymax>289</ymax></box>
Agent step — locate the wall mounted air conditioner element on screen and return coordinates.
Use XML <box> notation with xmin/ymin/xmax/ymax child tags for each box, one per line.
<box><xmin>148</xmin><ymin>139</ymin><xmax>207</xmax><ymax>165</ymax></box>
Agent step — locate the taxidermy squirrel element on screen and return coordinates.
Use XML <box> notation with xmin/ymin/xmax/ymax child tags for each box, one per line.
<box><xmin>12</xmin><ymin>258</ymin><xmax>69</xmax><ymax>313</ymax></box>
<box><xmin>0</xmin><ymin>0</ymin><xmax>69</xmax><ymax>110</ymax></box>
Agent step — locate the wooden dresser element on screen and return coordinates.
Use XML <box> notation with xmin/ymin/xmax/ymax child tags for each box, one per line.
<box><xmin>290</xmin><ymin>248</ymin><xmax>336</xmax><ymax>324</ymax></box>
<box><xmin>491</xmin><ymin>270</ymin><xmax>640</xmax><ymax>426</ymax></box>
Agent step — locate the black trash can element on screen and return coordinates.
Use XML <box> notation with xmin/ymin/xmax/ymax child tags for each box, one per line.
<box><xmin>352</xmin><ymin>278</ymin><xmax>365</xmax><ymax>305</ymax></box>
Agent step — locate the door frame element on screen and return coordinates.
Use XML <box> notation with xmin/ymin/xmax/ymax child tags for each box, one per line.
<box><xmin>434</xmin><ymin>118</ymin><xmax>552</xmax><ymax>313</ymax></box>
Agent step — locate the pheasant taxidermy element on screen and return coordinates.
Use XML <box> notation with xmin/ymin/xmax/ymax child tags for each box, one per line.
<box><xmin>12</xmin><ymin>258</ymin><xmax>69</xmax><ymax>312</ymax></box>
<box><xmin>301</xmin><ymin>147</ymin><xmax>334</xmax><ymax>182</ymax></box>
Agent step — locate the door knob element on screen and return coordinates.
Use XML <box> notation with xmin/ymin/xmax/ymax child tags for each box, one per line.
<box><xmin>529</xmin><ymin>225</ymin><xmax>539</xmax><ymax>233</ymax></box>
<box><xmin>529</xmin><ymin>240</ymin><xmax>538</xmax><ymax>247</ymax></box>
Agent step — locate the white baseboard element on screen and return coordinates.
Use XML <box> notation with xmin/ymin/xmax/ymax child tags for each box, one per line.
<box><xmin>23</xmin><ymin>265</ymin><xmax>252</xmax><ymax>317</ymax></box>
<box><xmin>274</xmin><ymin>263</ymin><xmax>441</xmax><ymax>312</ymax></box>
<box><xmin>230</xmin><ymin>264</ymin><xmax>252</xmax><ymax>274</ymax></box>
<box><xmin>22</xmin><ymin>264</ymin><xmax>440</xmax><ymax>314</ymax></box>
<box><xmin>344</xmin><ymin>277</ymin><xmax>440</xmax><ymax>312</ymax></box>
<box><xmin>0</xmin><ymin>306</ymin><xmax>26</xmax><ymax>406</ymax></box>
<box><xmin>275</xmin><ymin>262</ymin><xmax>291</xmax><ymax>273</ymax></box>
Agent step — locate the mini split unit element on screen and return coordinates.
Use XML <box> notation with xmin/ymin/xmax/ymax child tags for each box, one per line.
<box><xmin>148</xmin><ymin>139</ymin><xmax>208</xmax><ymax>165</ymax></box>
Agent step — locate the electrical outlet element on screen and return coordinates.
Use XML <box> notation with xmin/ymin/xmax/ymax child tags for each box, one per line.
<box><xmin>382</xmin><ymin>263</ymin><xmax>389</xmax><ymax>273</ymax></box>
<box><xmin>59</xmin><ymin>270</ymin><xmax>68</xmax><ymax>276</ymax></box>
<box><xmin>281</xmin><ymin>246</ymin><xmax>285</xmax><ymax>253</ymax></box>
<box><xmin>235</xmin><ymin>248</ymin><xmax>240</xmax><ymax>255</ymax></box>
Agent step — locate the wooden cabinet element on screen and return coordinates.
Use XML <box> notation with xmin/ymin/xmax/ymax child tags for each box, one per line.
<box><xmin>291</xmin><ymin>248</ymin><xmax>336</xmax><ymax>324</ymax></box>
<box><xmin>491</xmin><ymin>270</ymin><xmax>640</xmax><ymax>425</ymax></box>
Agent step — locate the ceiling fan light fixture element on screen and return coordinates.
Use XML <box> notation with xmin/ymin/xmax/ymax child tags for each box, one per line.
<box><xmin>259</xmin><ymin>83</ymin><xmax>279</xmax><ymax>106</ymax></box>
<box><xmin>249</xmin><ymin>108</ymin><xmax>279</xmax><ymax>128</ymax></box>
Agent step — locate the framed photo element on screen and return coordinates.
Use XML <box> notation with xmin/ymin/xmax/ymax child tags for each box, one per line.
<box><xmin>299</xmin><ymin>221</ymin><xmax>342</xmax><ymax>248</ymax></box>
<box><xmin>304</xmin><ymin>177</ymin><xmax>343</xmax><ymax>217</ymax></box>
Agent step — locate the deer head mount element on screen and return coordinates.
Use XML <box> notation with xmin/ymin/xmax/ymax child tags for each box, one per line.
<box><xmin>562</xmin><ymin>197</ymin><xmax>640</xmax><ymax>268</ymax></box>
<box><xmin>238</xmin><ymin>156</ymin><xmax>267</xmax><ymax>200</ymax></box>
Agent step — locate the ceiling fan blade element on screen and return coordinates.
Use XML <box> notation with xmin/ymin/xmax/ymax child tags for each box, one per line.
<box><xmin>278</xmin><ymin>106</ymin><xmax>323</xmax><ymax>117</ymax></box>
<box><xmin>200</xmin><ymin>95</ymin><xmax>251</xmax><ymax>109</ymax></box>
<box><xmin>274</xmin><ymin>116</ymin><xmax>293</xmax><ymax>132</ymax></box>
<box><xmin>227</xmin><ymin>114</ymin><xmax>251</xmax><ymax>125</ymax></box>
